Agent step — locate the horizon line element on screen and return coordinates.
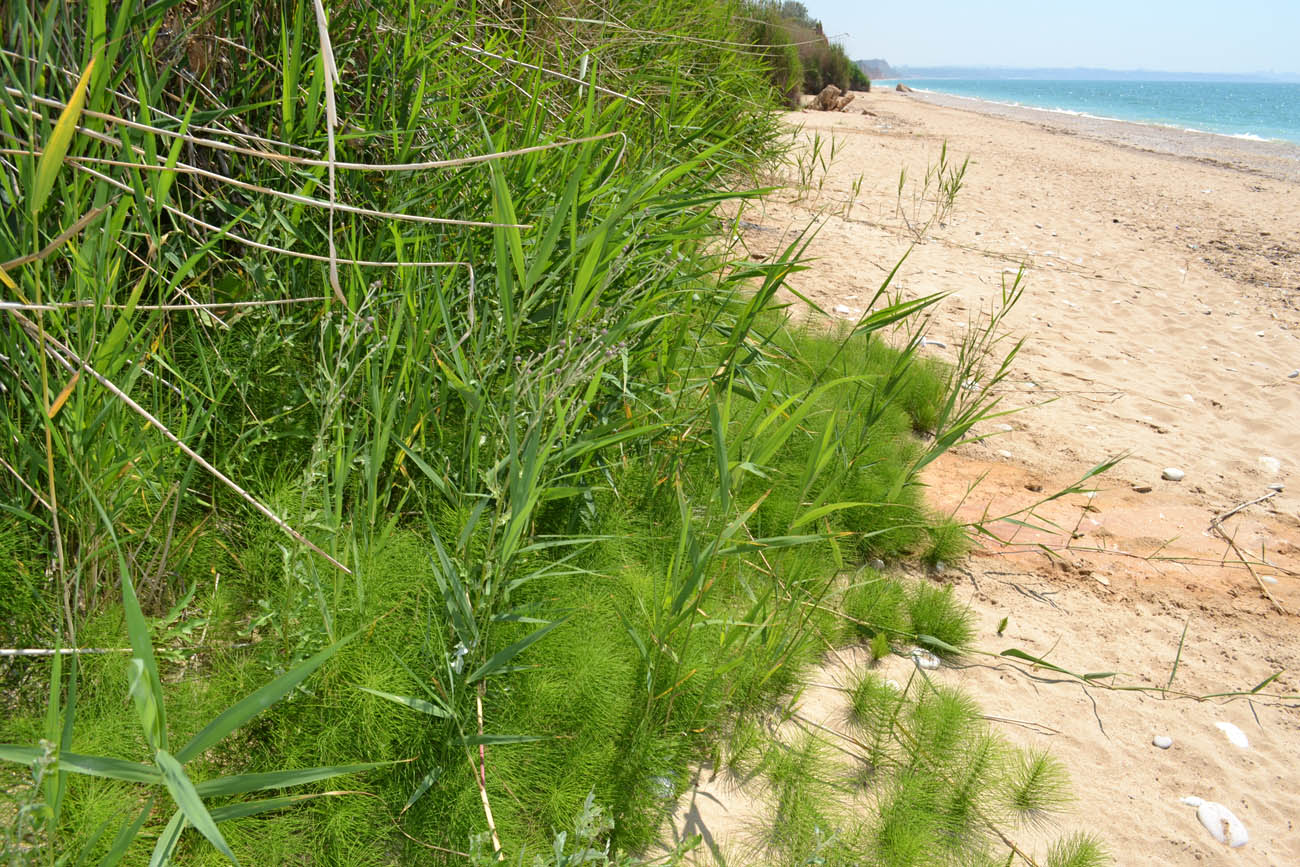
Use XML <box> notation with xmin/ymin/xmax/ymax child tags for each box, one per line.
<box><xmin>859</xmin><ymin>62</ymin><xmax>1300</xmax><ymax>79</ymax></box>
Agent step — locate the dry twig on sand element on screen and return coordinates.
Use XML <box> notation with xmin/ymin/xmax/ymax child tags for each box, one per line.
<box><xmin>1208</xmin><ymin>491</ymin><xmax>1287</xmax><ymax>615</ymax></box>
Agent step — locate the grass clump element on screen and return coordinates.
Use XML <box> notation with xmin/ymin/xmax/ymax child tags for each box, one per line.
<box><xmin>841</xmin><ymin>573</ymin><xmax>908</xmax><ymax>644</ymax></box>
<box><xmin>1047</xmin><ymin>832</ymin><xmax>1111</xmax><ymax>867</ymax></box>
<box><xmin>906</xmin><ymin>581</ymin><xmax>977</xmax><ymax>658</ymax></box>
<box><xmin>1005</xmin><ymin>749</ymin><xmax>1074</xmax><ymax>828</ymax></box>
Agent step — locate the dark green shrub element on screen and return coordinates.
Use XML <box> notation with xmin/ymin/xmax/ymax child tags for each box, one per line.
<box><xmin>749</xmin><ymin>10</ymin><xmax>804</xmax><ymax>107</ymax></box>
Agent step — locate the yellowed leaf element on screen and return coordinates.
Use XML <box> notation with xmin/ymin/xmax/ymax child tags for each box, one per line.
<box><xmin>47</xmin><ymin>369</ymin><xmax>81</xmax><ymax>419</ymax></box>
<box><xmin>31</xmin><ymin>57</ymin><xmax>95</xmax><ymax>217</ymax></box>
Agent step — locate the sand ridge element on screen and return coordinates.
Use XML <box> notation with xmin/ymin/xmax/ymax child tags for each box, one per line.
<box><xmin>663</xmin><ymin>90</ymin><xmax>1300</xmax><ymax>864</ymax></box>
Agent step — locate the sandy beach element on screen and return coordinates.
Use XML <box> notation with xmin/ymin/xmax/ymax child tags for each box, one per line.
<box><xmin>667</xmin><ymin>89</ymin><xmax>1300</xmax><ymax>863</ymax></box>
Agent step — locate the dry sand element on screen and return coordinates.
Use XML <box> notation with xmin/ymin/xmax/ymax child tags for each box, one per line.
<box><xmin>664</xmin><ymin>90</ymin><xmax>1300</xmax><ymax>864</ymax></box>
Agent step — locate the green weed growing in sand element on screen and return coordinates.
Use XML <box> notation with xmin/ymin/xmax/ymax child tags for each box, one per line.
<box><xmin>793</xmin><ymin>671</ymin><xmax>1108</xmax><ymax>866</ymax></box>
<box><xmin>1005</xmin><ymin>749</ymin><xmax>1074</xmax><ymax>827</ymax></box>
<box><xmin>842</xmin><ymin>572</ymin><xmax>908</xmax><ymax>639</ymax></box>
<box><xmin>897</xmin><ymin>139</ymin><xmax>971</xmax><ymax>240</ymax></box>
<box><xmin>906</xmin><ymin>582</ymin><xmax>977</xmax><ymax>658</ymax></box>
<box><xmin>1047</xmin><ymin>832</ymin><xmax>1111</xmax><ymax>867</ymax></box>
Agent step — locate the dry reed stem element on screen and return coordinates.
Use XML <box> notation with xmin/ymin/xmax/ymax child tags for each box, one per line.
<box><xmin>0</xmin><ymin>151</ymin><xmax>529</xmax><ymax>228</ymax></box>
<box><xmin>1</xmin><ymin>297</ymin><xmax>329</xmax><ymax>312</ymax></box>
<box><xmin>7</xmin><ymin>309</ymin><xmax>352</xmax><ymax>574</ymax></box>
<box><xmin>0</xmin><ymin>453</ymin><xmax>52</xmax><ymax>510</ymax></box>
<box><xmin>475</xmin><ymin>681</ymin><xmax>503</xmax><ymax>858</ymax></box>
<box><xmin>5</xmin><ymin>87</ymin><xmax>627</xmax><ymax>171</ymax></box>
<box><xmin>0</xmin><ymin>205</ymin><xmax>109</xmax><ymax>272</ymax></box>
<box><xmin>449</xmin><ymin>41</ymin><xmax>644</xmax><ymax>105</ymax></box>
<box><xmin>310</xmin><ymin>0</ymin><xmax>345</xmax><ymax>304</ymax></box>
<box><xmin>67</xmin><ymin>160</ymin><xmax>477</xmax><ymax>289</ymax></box>
<box><xmin>0</xmin><ymin>48</ymin><xmax>314</xmax><ymax>154</ymax></box>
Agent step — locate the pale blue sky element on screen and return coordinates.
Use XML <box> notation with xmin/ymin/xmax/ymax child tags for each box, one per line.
<box><xmin>807</xmin><ymin>1</ymin><xmax>1300</xmax><ymax>75</ymax></box>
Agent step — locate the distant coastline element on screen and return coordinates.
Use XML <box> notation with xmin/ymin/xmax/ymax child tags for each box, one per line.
<box><xmin>863</xmin><ymin>63</ymin><xmax>1300</xmax><ymax>84</ymax></box>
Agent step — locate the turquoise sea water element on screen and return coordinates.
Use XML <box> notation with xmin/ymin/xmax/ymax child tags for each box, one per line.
<box><xmin>873</xmin><ymin>79</ymin><xmax>1300</xmax><ymax>144</ymax></box>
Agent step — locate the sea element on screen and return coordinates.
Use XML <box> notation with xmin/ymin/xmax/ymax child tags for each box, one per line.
<box><xmin>871</xmin><ymin>79</ymin><xmax>1300</xmax><ymax>144</ymax></box>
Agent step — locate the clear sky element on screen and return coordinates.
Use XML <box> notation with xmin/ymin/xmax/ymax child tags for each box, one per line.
<box><xmin>807</xmin><ymin>0</ymin><xmax>1300</xmax><ymax>76</ymax></box>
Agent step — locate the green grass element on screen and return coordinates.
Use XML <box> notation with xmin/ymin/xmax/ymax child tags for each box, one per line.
<box><xmin>906</xmin><ymin>581</ymin><xmax>977</xmax><ymax>658</ymax></box>
<box><xmin>0</xmin><ymin>0</ymin><xmax>1088</xmax><ymax>864</ymax></box>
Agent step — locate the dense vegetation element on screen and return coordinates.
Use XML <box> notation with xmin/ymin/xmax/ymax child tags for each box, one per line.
<box><xmin>746</xmin><ymin>2</ymin><xmax>870</xmax><ymax>106</ymax></box>
<box><xmin>0</xmin><ymin>1</ymin><xmax>1102</xmax><ymax>865</ymax></box>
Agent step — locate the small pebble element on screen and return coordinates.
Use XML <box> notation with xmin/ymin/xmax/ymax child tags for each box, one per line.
<box><xmin>998</xmin><ymin>449</ymin><xmax>1013</xmax><ymax>459</ymax></box>
<box><xmin>1132</xmin><ymin>485</ymin><xmax>1153</xmax><ymax>494</ymax></box>
<box><xmin>869</xmin><ymin>558</ymin><xmax>885</xmax><ymax>571</ymax></box>
<box><xmin>1268</xmin><ymin>482</ymin><xmax>1284</xmax><ymax>492</ymax></box>
<box><xmin>1162</xmin><ymin>467</ymin><xmax>1185</xmax><ymax>482</ymax></box>
<box><xmin>910</xmin><ymin>648</ymin><xmax>941</xmax><ymax>670</ymax></box>
<box><xmin>1153</xmin><ymin>735</ymin><xmax>1173</xmax><ymax>749</ymax></box>
<box><xmin>1288</xmin><ymin>370</ymin><xmax>1299</xmax><ymax>379</ymax></box>
<box><xmin>933</xmin><ymin>561</ymin><xmax>947</xmax><ymax>574</ymax></box>
<box><xmin>1260</xmin><ymin>575</ymin><xmax>1278</xmax><ymax>585</ymax></box>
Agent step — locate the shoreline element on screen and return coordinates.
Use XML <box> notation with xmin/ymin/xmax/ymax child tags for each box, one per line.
<box><xmin>898</xmin><ymin>87</ymin><xmax>1300</xmax><ymax>182</ymax></box>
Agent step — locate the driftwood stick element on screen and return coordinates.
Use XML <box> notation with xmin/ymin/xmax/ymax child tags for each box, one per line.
<box><xmin>1209</xmin><ymin>490</ymin><xmax>1279</xmax><ymax>529</ymax></box>
<box><xmin>1205</xmin><ymin>493</ymin><xmax>1287</xmax><ymax>615</ymax></box>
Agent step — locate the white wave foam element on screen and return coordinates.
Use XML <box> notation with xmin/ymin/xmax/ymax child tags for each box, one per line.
<box><xmin>908</xmin><ymin>88</ymin><xmax>1292</xmax><ymax>144</ymax></box>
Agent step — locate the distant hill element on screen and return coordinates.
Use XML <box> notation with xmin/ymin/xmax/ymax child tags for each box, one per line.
<box><xmin>885</xmin><ymin>65</ymin><xmax>1300</xmax><ymax>83</ymax></box>
<box><xmin>856</xmin><ymin>58</ymin><xmax>893</xmax><ymax>79</ymax></box>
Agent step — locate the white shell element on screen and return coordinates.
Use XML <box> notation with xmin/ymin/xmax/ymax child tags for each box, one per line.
<box><xmin>1195</xmin><ymin>800</ymin><xmax>1249</xmax><ymax>848</ymax></box>
<box><xmin>1215</xmin><ymin>721</ymin><xmax>1250</xmax><ymax>749</ymax></box>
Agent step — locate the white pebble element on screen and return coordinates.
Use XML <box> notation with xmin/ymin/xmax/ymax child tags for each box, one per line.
<box><xmin>1162</xmin><ymin>467</ymin><xmax>1185</xmax><ymax>482</ymax></box>
<box><xmin>1215</xmin><ymin>721</ymin><xmax>1250</xmax><ymax>749</ymax></box>
<box><xmin>1260</xmin><ymin>575</ymin><xmax>1278</xmax><ymax>585</ymax></box>
<box><xmin>1288</xmin><ymin>370</ymin><xmax>1299</xmax><ymax>379</ymax></box>
<box><xmin>910</xmin><ymin>648</ymin><xmax>941</xmax><ymax>670</ymax></box>
<box><xmin>1153</xmin><ymin>735</ymin><xmax>1173</xmax><ymax>749</ymax></box>
<box><xmin>998</xmin><ymin>449</ymin><xmax>1013</xmax><ymax>459</ymax></box>
<box><xmin>1268</xmin><ymin>482</ymin><xmax>1284</xmax><ymax>492</ymax></box>
<box><xmin>1194</xmin><ymin>800</ymin><xmax>1249</xmax><ymax>848</ymax></box>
